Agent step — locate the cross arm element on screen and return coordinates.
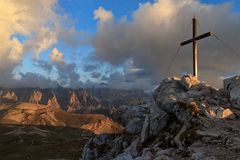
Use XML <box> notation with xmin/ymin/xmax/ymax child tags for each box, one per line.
<box><xmin>180</xmin><ymin>32</ymin><xmax>212</xmax><ymax>46</ymax></box>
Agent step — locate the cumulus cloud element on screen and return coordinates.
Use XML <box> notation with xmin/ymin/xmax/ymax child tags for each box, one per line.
<box><xmin>49</xmin><ymin>48</ymin><xmax>64</xmax><ymax>64</ymax></box>
<box><xmin>0</xmin><ymin>0</ymin><xmax>83</xmax><ymax>88</ymax></box>
<box><xmin>48</xmin><ymin>48</ymin><xmax>82</xmax><ymax>88</ymax></box>
<box><xmin>94</xmin><ymin>7</ymin><xmax>113</xmax><ymax>23</ymax></box>
<box><xmin>0</xmin><ymin>0</ymin><xmax>60</xmax><ymax>65</ymax></box>
<box><xmin>56</xmin><ymin>63</ymin><xmax>82</xmax><ymax>88</ymax></box>
<box><xmin>92</xmin><ymin>0</ymin><xmax>240</xmax><ymax>89</ymax></box>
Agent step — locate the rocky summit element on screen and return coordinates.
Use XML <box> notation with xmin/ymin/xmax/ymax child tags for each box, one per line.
<box><xmin>82</xmin><ymin>74</ymin><xmax>240</xmax><ymax>160</ymax></box>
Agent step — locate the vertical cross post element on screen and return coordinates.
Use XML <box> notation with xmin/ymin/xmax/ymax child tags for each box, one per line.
<box><xmin>193</xmin><ymin>17</ymin><xmax>198</xmax><ymax>78</ymax></box>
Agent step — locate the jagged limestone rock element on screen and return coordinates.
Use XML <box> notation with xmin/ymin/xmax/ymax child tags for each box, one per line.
<box><xmin>224</xmin><ymin>76</ymin><xmax>240</xmax><ymax>108</ymax></box>
<box><xmin>29</xmin><ymin>91</ymin><xmax>42</xmax><ymax>104</ymax></box>
<box><xmin>67</xmin><ymin>91</ymin><xmax>82</xmax><ymax>112</ymax></box>
<box><xmin>81</xmin><ymin>75</ymin><xmax>240</xmax><ymax>160</ymax></box>
<box><xmin>124</xmin><ymin>137</ymin><xmax>140</xmax><ymax>157</ymax></box>
<box><xmin>191</xmin><ymin>152</ymin><xmax>217</xmax><ymax>160</ymax></box>
<box><xmin>113</xmin><ymin>153</ymin><xmax>133</xmax><ymax>160</ymax></box>
<box><xmin>47</xmin><ymin>94</ymin><xmax>60</xmax><ymax>109</ymax></box>
<box><xmin>119</xmin><ymin>105</ymin><xmax>148</xmax><ymax>125</ymax></box>
<box><xmin>180</xmin><ymin>74</ymin><xmax>200</xmax><ymax>90</ymax></box>
<box><xmin>216</xmin><ymin>108</ymin><xmax>236</xmax><ymax>119</ymax></box>
<box><xmin>135</xmin><ymin>150</ymin><xmax>153</xmax><ymax>160</ymax></box>
<box><xmin>140</xmin><ymin>104</ymin><xmax>169</xmax><ymax>144</ymax></box>
<box><xmin>125</xmin><ymin>118</ymin><xmax>144</xmax><ymax>135</ymax></box>
<box><xmin>1</xmin><ymin>91</ymin><xmax>18</xmax><ymax>102</ymax></box>
<box><xmin>140</xmin><ymin>114</ymin><xmax>150</xmax><ymax>144</ymax></box>
<box><xmin>225</xmin><ymin>137</ymin><xmax>240</xmax><ymax>150</ymax></box>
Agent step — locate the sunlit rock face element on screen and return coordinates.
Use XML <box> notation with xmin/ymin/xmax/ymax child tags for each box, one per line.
<box><xmin>0</xmin><ymin>89</ymin><xmax>124</xmax><ymax>135</ymax></box>
<box><xmin>47</xmin><ymin>94</ymin><xmax>61</xmax><ymax>109</ymax></box>
<box><xmin>67</xmin><ymin>91</ymin><xmax>82</xmax><ymax>112</ymax></box>
<box><xmin>0</xmin><ymin>91</ymin><xmax>18</xmax><ymax>102</ymax></box>
<box><xmin>180</xmin><ymin>74</ymin><xmax>201</xmax><ymax>90</ymax></box>
<box><xmin>3</xmin><ymin>88</ymin><xmax>150</xmax><ymax>116</ymax></box>
<box><xmin>29</xmin><ymin>91</ymin><xmax>42</xmax><ymax>104</ymax></box>
<box><xmin>66</xmin><ymin>90</ymin><xmax>103</xmax><ymax>113</ymax></box>
<box><xmin>81</xmin><ymin>117</ymin><xmax>124</xmax><ymax>135</ymax></box>
<box><xmin>0</xmin><ymin>102</ymin><xmax>123</xmax><ymax>135</ymax></box>
<box><xmin>82</xmin><ymin>74</ymin><xmax>240</xmax><ymax>160</ymax></box>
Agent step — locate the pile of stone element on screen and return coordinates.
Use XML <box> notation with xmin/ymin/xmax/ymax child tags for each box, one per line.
<box><xmin>82</xmin><ymin>74</ymin><xmax>240</xmax><ymax>160</ymax></box>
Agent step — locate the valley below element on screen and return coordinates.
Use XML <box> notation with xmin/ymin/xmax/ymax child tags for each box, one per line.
<box><xmin>0</xmin><ymin>124</ymin><xmax>92</xmax><ymax>160</ymax></box>
<box><xmin>0</xmin><ymin>87</ymin><xmax>149</xmax><ymax>159</ymax></box>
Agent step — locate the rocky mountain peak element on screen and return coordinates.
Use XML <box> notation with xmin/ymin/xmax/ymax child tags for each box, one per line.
<box><xmin>82</xmin><ymin>74</ymin><xmax>240</xmax><ymax>160</ymax></box>
<box><xmin>47</xmin><ymin>93</ymin><xmax>60</xmax><ymax>109</ymax></box>
<box><xmin>29</xmin><ymin>91</ymin><xmax>42</xmax><ymax>104</ymax></box>
<box><xmin>67</xmin><ymin>91</ymin><xmax>82</xmax><ymax>112</ymax></box>
<box><xmin>79</xmin><ymin>90</ymin><xmax>89</xmax><ymax>106</ymax></box>
<box><xmin>1</xmin><ymin>91</ymin><xmax>18</xmax><ymax>102</ymax></box>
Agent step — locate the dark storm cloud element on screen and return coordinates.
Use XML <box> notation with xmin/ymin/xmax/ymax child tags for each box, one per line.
<box><xmin>92</xmin><ymin>0</ymin><xmax>240</xmax><ymax>89</ymax></box>
<box><xmin>33</xmin><ymin>60</ymin><xmax>53</xmax><ymax>73</ymax></box>
<box><xmin>17</xmin><ymin>72</ymin><xmax>58</xmax><ymax>88</ymax></box>
<box><xmin>91</xmin><ymin>71</ymin><xmax>101</xmax><ymax>79</ymax></box>
<box><xmin>0</xmin><ymin>72</ymin><xmax>58</xmax><ymax>88</ymax></box>
<box><xmin>55</xmin><ymin>63</ymin><xmax>83</xmax><ymax>88</ymax></box>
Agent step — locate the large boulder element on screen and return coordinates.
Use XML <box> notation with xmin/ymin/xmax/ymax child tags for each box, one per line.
<box><xmin>113</xmin><ymin>153</ymin><xmax>133</xmax><ymax>160</ymax></box>
<box><xmin>224</xmin><ymin>76</ymin><xmax>240</xmax><ymax>108</ymax></box>
<box><xmin>141</xmin><ymin>104</ymin><xmax>169</xmax><ymax>144</ymax></box>
<box><xmin>118</xmin><ymin>105</ymin><xmax>148</xmax><ymax>125</ymax></box>
<box><xmin>124</xmin><ymin>137</ymin><xmax>140</xmax><ymax>157</ymax></box>
<box><xmin>153</xmin><ymin>77</ymin><xmax>187</xmax><ymax>106</ymax></box>
<box><xmin>125</xmin><ymin>118</ymin><xmax>144</xmax><ymax>135</ymax></box>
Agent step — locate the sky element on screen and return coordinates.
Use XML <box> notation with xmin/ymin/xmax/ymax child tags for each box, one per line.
<box><xmin>1</xmin><ymin>0</ymin><xmax>240</xmax><ymax>90</ymax></box>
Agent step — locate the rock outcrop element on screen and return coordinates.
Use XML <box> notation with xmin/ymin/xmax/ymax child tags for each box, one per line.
<box><xmin>47</xmin><ymin>94</ymin><xmax>61</xmax><ymax>109</ymax></box>
<box><xmin>67</xmin><ymin>91</ymin><xmax>82</xmax><ymax>112</ymax></box>
<box><xmin>224</xmin><ymin>76</ymin><xmax>240</xmax><ymax>108</ymax></box>
<box><xmin>78</xmin><ymin>90</ymin><xmax>101</xmax><ymax>113</ymax></box>
<box><xmin>66</xmin><ymin>91</ymin><xmax>102</xmax><ymax>113</ymax></box>
<box><xmin>1</xmin><ymin>91</ymin><xmax>18</xmax><ymax>102</ymax></box>
<box><xmin>29</xmin><ymin>91</ymin><xmax>42</xmax><ymax>104</ymax></box>
<box><xmin>82</xmin><ymin>75</ymin><xmax>240</xmax><ymax>160</ymax></box>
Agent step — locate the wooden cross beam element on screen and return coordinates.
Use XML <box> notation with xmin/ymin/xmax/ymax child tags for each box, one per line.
<box><xmin>180</xmin><ymin>17</ymin><xmax>212</xmax><ymax>79</ymax></box>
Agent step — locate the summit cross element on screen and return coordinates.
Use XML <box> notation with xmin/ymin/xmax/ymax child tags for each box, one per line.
<box><xmin>180</xmin><ymin>17</ymin><xmax>212</xmax><ymax>79</ymax></box>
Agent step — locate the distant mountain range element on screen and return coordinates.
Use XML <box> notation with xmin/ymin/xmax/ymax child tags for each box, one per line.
<box><xmin>0</xmin><ymin>87</ymin><xmax>151</xmax><ymax>113</ymax></box>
